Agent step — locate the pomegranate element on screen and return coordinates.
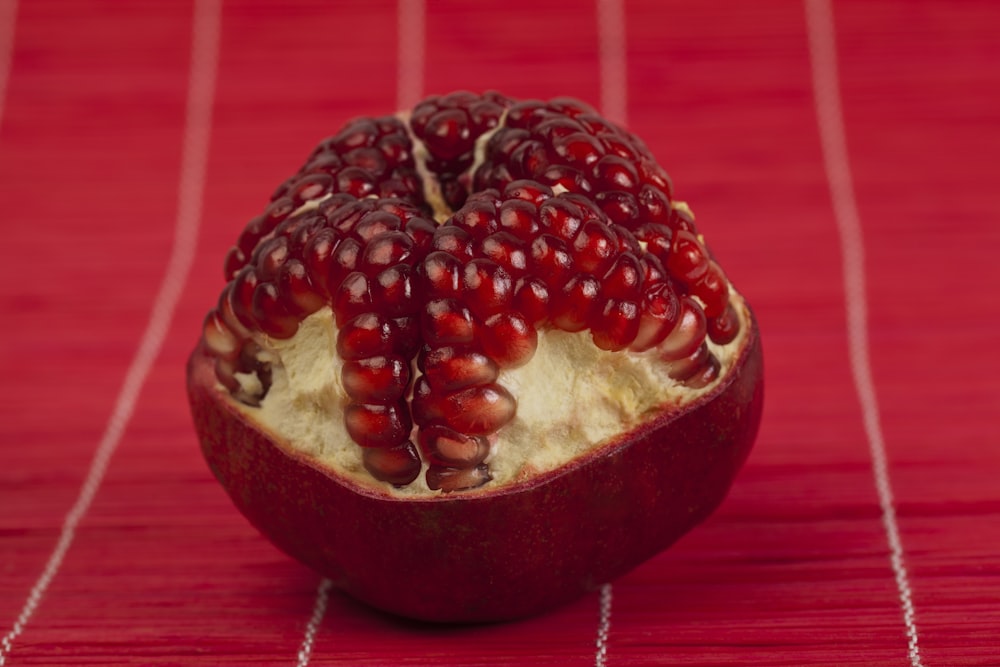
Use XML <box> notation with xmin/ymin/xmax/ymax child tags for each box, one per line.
<box><xmin>187</xmin><ymin>91</ymin><xmax>763</xmax><ymax>622</ymax></box>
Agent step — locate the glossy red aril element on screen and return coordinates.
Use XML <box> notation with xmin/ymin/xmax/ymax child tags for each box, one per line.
<box><xmin>188</xmin><ymin>91</ymin><xmax>763</xmax><ymax>624</ymax></box>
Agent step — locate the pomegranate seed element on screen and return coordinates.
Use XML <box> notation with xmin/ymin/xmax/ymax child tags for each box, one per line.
<box><xmin>503</xmin><ymin>179</ymin><xmax>553</xmax><ymax>205</ymax></box>
<box><xmin>667</xmin><ymin>342</ymin><xmax>707</xmax><ymax>379</ymax></box>
<box><xmin>667</xmin><ymin>230</ymin><xmax>710</xmax><ymax>284</ymax></box>
<box><xmin>232</xmin><ymin>214</ymin><xmax>269</xmax><ymax>260</ymax></box>
<box><xmin>277</xmin><ymin>259</ymin><xmax>325</xmax><ymax>316</ymax></box>
<box><xmin>418</xmin><ymin>424</ymin><xmax>491</xmax><ymax>467</ymax></box>
<box><xmin>301</xmin><ymin>227</ymin><xmax>340</xmax><ymax>297</ymax></box>
<box><xmin>594</xmin><ymin>190</ymin><xmax>639</xmax><ymax>226</ymax></box>
<box><xmin>420</xmin><ymin>345</ymin><xmax>500</xmax><ymax>393</ymax></box>
<box><xmin>452</xmin><ymin>196</ymin><xmax>499</xmax><ymax>241</ymax></box>
<box><xmin>539</xmin><ymin>197</ymin><xmax>585</xmax><ymax>241</ymax></box>
<box><xmin>410</xmin><ymin>375</ymin><xmax>436</xmax><ymax>426</ymax></box>
<box><xmin>437</xmin><ymin>383</ymin><xmax>517</xmax><ymax>435</ymax></box>
<box><xmin>202</xmin><ymin>310</ymin><xmax>238</xmax><ymax>359</ymax></box>
<box><xmin>304</xmin><ymin>150</ymin><xmax>343</xmax><ymax>174</ymax></box>
<box><xmin>551</xmin><ymin>273</ymin><xmax>602</xmax><ymax>332</ymax></box>
<box><xmin>336</xmin><ymin>312</ymin><xmax>395</xmax><ymax>361</ymax></box>
<box><xmin>601</xmin><ymin>252</ymin><xmax>643</xmax><ymax>301</ymax></box>
<box><xmin>432</xmin><ymin>225</ymin><xmax>474</xmax><ymax>259</ymax></box>
<box><xmin>481</xmin><ymin>127</ymin><xmax>530</xmax><ymax>166</ymax></box>
<box><xmin>409</xmin><ymin>97</ymin><xmax>439</xmax><ymax>135</ymax></box>
<box><xmin>423</xmin><ymin>108</ymin><xmax>472</xmax><ymax>161</ymax></box>
<box><xmin>281</xmin><ymin>213</ymin><xmax>325</xmax><ymax>256</ymax></box>
<box><xmin>252</xmin><ymin>282</ymin><xmax>298</xmax><ymax>338</ymax></box>
<box><xmin>326</xmin><ymin>199</ymin><xmax>371</xmax><ymax>233</ymax></box>
<box><xmin>535</xmin><ymin>117</ymin><xmax>585</xmax><ymax>144</ymax></box>
<box><xmin>481</xmin><ymin>232</ymin><xmax>528</xmax><ymax>277</ymax></box>
<box><xmin>498</xmin><ymin>198</ymin><xmax>541</xmax><ymax>239</ymax></box>
<box><xmin>223</xmin><ymin>246</ymin><xmax>247</xmax><ymax>280</ymax></box>
<box><xmin>254</xmin><ymin>235</ymin><xmax>289</xmax><ymax>282</ymax></box>
<box><xmin>685</xmin><ymin>353</ymin><xmax>721</xmax><ymax>388</ymax></box>
<box><xmin>329</xmin><ymin>236</ymin><xmax>363</xmax><ymax>285</ymax></box>
<box><xmin>573</xmin><ymin>219</ymin><xmax>620</xmax><ymax>276</ymax></box>
<box><xmin>264</xmin><ymin>196</ymin><xmax>296</xmax><ymax>227</ymax></box>
<box><xmin>505</xmin><ymin>100</ymin><xmax>546</xmax><ymax>128</ymax></box>
<box><xmin>404</xmin><ymin>216</ymin><xmax>438</xmax><ymax>252</ymax></box>
<box><xmin>333</xmin><ymin>271</ymin><xmax>372</xmax><ymax>327</ymax></box>
<box><xmin>480</xmin><ymin>310</ymin><xmax>538</xmax><ymax>368</ymax></box>
<box><xmin>630</xmin><ymin>283</ymin><xmax>681</xmax><ymax>352</ymax></box>
<box><xmin>599</xmin><ymin>133</ymin><xmax>640</xmax><ymax>161</ymax></box>
<box><xmin>530</xmin><ymin>234</ymin><xmax>574</xmax><ymax>288</ymax></box>
<box><xmin>360</xmin><ymin>230</ymin><xmax>414</xmax><ymax>275</ymax></box>
<box><xmin>336</xmin><ymin>166</ymin><xmax>376</xmax><ymax>198</ymax></box>
<box><xmin>468</xmin><ymin>100</ymin><xmax>506</xmax><ymax>133</ymax></box>
<box><xmin>371</xmin><ymin>264</ymin><xmax>417</xmax><ymax>317</ymax></box>
<box><xmin>288</xmin><ymin>172</ymin><xmax>333</xmax><ymax>205</ymax></box>
<box><xmin>615</xmin><ymin>226</ymin><xmax>642</xmax><ymax>255</ymax></box>
<box><xmin>421</xmin><ymin>299</ymin><xmax>476</xmax><ymax>346</ymax></box>
<box><xmin>691</xmin><ymin>259</ymin><xmax>729</xmax><ymax>318</ymax></box>
<box><xmin>215</xmin><ymin>283</ymin><xmax>251</xmax><ymax>340</ymax></box>
<box><xmin>420</xmin><ymin>251</ymin><xmax>463</xmax><ymax>298</ymax></box>
<box><xmin>708</xmin><ymin>303</ymin><xmax>741</xmax><ymax>345</ymax></box>
<box><xmin>342</xmin><ymin>354</ymin><xmax>410</xmax><ymax>403</ymax></box>
<box><xmin>344</xmin><ymin>401</ymin><xmax>412</xmax><ymax>448</ymax></box>
<box><xmin>553</xmin><ymin>131</ymin><xmax>605</xmax><ymax>167</ymax></box>
<box><xmin>426</xmin><ymin>464</ymin><xmax>492</xmax><ymax>493</ymax></box>
<box><xmin>576</xmin><ymin>113</ymin><xmax>619</xmax><ymax>137</ymax></box>
<box><xmin>592</xmin><ymin>154</ymin><xmax>640</xmax><ymax>192</ymax></box>
<box><xmin>512</xmin><ymin>140</ymin><xmax>551</xmax><ymax>175</ymax></box>
<box><xmin>639</xmin><ymin>159</ymin><xmax>674</xmax><ymax>196</ymax></box>
<box><xmin>513</xmin><ymin>276</ymin><xmax>550</xmax><ymax>324</ymax></box>
<box><xmin>462</xmin><ymin>259</ymin><xmax>513</xmax><ymax>319</ymax></box>
<box><xmin>640</xmin><ymin>254</ymin><xmax>667</xmax><ymax>286</ymax></box>
<box><xmin>332</xmin><ymin>118</ymin><xmax>378</xmax><ymax>152</ymax></box>
<box><xmin>229</xmin><ymin>266</ymin><xmax>260</xmax><ymax>330</ymax></box>
<box><xmin>542</xmin><ymin>164</ymin><xmax>592</xmax><ymax>194</ymax></box>
<box><xmin>592</xmin><ymin>298</ymin><xmax>641</xmax><ymax>351</ymax></box>
<box><xmin>658</xmin><ymin>297</ymin><xmax>708</xmax><ymax>361</ymax></box>
<box><xmin>363</xmin><ymin>441</ymin><xmax>422</xmax><ymax>487</ymax></box>
<box><xmin>638</xmin><ymin>184</ymin><xmax>671</xmax><ymax>226</ymax></box>
<box><xmin>352</xmin><ymin>211</ymin><xmax>403</xmax><ymax>243</ymax></box>
<box><xmin>343</xmin><ymin>147</ymin><xmax>388</xmax><ymax>178</ymax></box>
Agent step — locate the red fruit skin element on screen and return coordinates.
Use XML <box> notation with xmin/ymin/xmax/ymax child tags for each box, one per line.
<box><xmin>186</xmin><ymin>311</ymin><xmax>763</xmax><ymax>624</ymax></box>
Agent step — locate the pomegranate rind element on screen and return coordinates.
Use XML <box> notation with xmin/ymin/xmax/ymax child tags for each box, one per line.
<box><xmin>186</xmin><ymin>310</ymin><xmax>763</xmax><ymax>623</ymax></box>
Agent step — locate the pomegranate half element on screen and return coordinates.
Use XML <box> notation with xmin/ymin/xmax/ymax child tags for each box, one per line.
<box><xmin>187</xmin><ymin>91</ymin><xmax>764</xmax><ymax>623</ymax></box>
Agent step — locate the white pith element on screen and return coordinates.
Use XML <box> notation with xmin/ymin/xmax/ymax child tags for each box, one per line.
<box><xmin>226</xmin><ymin>109</ymin><xmax>750</xmax><ymax>496</ymax></box>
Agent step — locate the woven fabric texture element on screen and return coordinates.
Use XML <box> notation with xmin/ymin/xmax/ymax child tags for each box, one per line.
<box><xmin>1</xmin><ymin>1</ymin><xmax>998</xmax><ymax>665</ymax></box>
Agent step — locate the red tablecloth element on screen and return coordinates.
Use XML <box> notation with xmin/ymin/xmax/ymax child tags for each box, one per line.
<box><xmin>2</xmin><ymin>1</ymin><xmax>998</xmax><ymax>665</ymax></box>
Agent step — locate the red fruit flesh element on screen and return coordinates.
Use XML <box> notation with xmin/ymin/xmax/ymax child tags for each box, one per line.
<box><xmin>187</xmin><ymin>91</ymin><xmax>764</xmax><ymax>622</ymax></box>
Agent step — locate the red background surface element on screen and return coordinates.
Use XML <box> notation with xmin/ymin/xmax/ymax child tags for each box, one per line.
<box><xmin>2</xmin><ymin>1</ymin><xmax>998</xmax><ymax>665</ymax></box>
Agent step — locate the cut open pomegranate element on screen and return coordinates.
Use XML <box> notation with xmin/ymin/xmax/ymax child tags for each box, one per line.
<box><xmin>187</xmin><ymin>91</ymin><xmax>764</xmax><ymax>622</ymax></box>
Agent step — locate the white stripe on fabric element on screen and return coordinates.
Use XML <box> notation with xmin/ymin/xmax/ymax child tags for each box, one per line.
<box><xmin>0</xmin><ymin>0</ymin><xmax>221</xmax><ymax>663</ymax></box>
<box><xmin>296</xmin><ymin>578</ymin><xmax>333</xmax><ymax>667</ymax></box>
<box><xmin>596</xmin><ymin>0</ymin><xmax>627</xmax><ymax>126</ymax></box>
<box><xmin>803</xmin><ymin>1</ymin><xmax>923</xmax><ymax>665</ymax></box>
<box><xmin>397</xmin><ymin>0</ymin><xmax>425</xmax><ymax>110</ymax></box>
<box><xmin>594</xmin><ymin>583</ymin><xmax>613</xmax><ymax>667</ymax></box>
<box><xmin>0</xmin><ymin>0</ymin><xmax>19</xmax><ymax>134</ymax></box>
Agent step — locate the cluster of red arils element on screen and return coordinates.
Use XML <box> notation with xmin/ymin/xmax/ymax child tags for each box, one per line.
<box><xmin>200</xmin><ymin>91</ymin><xmax>740</xmax><ymax>492</ymax></box>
